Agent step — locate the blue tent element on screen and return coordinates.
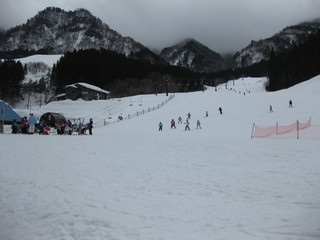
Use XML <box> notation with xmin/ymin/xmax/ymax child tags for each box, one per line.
<box><xmin>0</xmin><ymin>101</ymin><xmax>21</xmax><ymax>123</ymax></box>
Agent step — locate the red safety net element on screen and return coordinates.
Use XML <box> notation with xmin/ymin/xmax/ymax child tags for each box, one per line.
<box><xmin>298</xmin><ymin>117</ymin><xmax>311</xmax><ymax>130</ymax></box>
<box><xmin>252</xmin><ymin>117</ymin><xmax>319</xmax><ymax>139</ymax></box>
<box><xmin>252</xmin><ymin>125</ymin><xmax>277</xmax><ymax>138</ymax></box>
<box><xmin>278</xmin><ymin>122</ymin><xmax>297</xmax><ymax>135</ymax></box>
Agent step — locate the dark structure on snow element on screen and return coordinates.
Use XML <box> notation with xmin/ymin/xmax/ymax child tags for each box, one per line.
<box><xmin>39</xmin><ymin>112</ymin><xmax>66</xmax><ymax>127</ymax></box>
<box><xmin>65</xmin><ymin>82</ymin><xmax>110</xmax><ymax>101</ymax></box>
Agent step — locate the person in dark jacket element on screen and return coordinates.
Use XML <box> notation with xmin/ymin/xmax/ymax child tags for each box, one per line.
<box><xmin>21</xmin><ymin>116</ymin><xmax>29</xmax><ymax>134</ymax></box>
<box><xmin>171</xmin><ymin>119</ymin><xmax>176</xmax><ymax>129</ymax></box>
<box><xmin>88</xmin><ymin>118</ymin><xmax>93</xmax><ymax>135</ymax></box>
<box><xmin>11</xmin><ymin>119</ymin><xmax>18</xmax><ymax>134</ymax></box>
<box><xmin>158</xmin><ymin>122</ymin><xmax>163</xmax><ymax>131</ymax></box>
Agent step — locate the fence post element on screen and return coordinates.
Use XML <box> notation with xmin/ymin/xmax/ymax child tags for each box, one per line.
<box><xmin>297</xmin><ymin>120</ymin><xmax>299</xmax><ymax>139</ymax></box>
<box><xmin>276</xmin><ymin>122</ymin><xmax>278</xmax><ymax>135</ymax></box>
<box><xmin>251</xmin><ymin>123</ymin><xmax>255</xmax><ymax>139</ymax></box>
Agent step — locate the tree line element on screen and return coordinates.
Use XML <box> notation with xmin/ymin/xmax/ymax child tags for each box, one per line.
<box><xmin>51</xmin><ymin>48</ymin><xmax>202</xmax><ymax>97</ymax></box>
<box><xmin>0</xmin><ymin>59</ymin><xmax>24</xmax><ymax>104</ymax></box>
<box><xmin>266</xmin><ymin>31</ymin><xmax>320</xmax><ymax>91</ymax></box>
<box><xmin>1</xmin><ymin>31</ymin><xmax>320</xmax><ymax>104</ymax></box>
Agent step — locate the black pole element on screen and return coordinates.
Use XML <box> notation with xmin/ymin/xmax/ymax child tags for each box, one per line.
<box><xmin>166</xmin><ymin>80</ymin><xmax>168</xmax><ymax>96</ymax></box>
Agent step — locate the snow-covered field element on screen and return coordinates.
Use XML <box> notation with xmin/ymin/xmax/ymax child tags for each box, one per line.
<box><xmin>1</xmin><ymin>76</ymin><xmax>320</xmax><ymax>240</ymax></box>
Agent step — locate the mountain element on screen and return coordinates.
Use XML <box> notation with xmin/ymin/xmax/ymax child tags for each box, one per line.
<box><xmin>0</xmin><ymin>7</ymin><xmax>164</xmax><ymax>64</ymax></box>
<box><xmin>159</xmin><ymin>39</ymin><xmax>228</xmax><ymax>72</ymax></box>
<box><xmin>233</xmin><ymin>18</ymin><xmax>320</xmax><ymax>67</ymax></box>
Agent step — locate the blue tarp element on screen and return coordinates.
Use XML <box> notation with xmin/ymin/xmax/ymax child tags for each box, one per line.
<box><xmin>0</xmin><ymin>101</ymin><xmax>21</xmax><ymax>122</ymax></box>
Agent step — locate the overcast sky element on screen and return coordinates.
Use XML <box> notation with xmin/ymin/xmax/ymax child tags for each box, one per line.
<box><xmin>1</xmin><ymin>0</ymin><xmax>320</xmax><ymax>53</ymax></box>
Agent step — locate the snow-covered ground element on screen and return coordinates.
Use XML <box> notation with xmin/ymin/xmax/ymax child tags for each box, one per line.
<box><xmin>1</xmin><ymin>76</ymin><xmax>320</xmax><ymax>240</ymax></box>
<box><xmin>15</xmin><ymin>54</ymin><xmax>63</xmax><ymax>67</ymax></box>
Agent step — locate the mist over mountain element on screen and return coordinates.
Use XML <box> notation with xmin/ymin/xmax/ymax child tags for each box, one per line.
<box><xmin>0</xmin><ymin>6</ymin><xmax>319</xmax><ymax>73</ymax></box>
<box><xmin>160</xmin><ymin>39</ymin><xmax>229</xmax><ymax>72</ymax></box>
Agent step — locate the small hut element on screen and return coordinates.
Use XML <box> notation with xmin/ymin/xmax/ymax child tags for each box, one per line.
<box><xmin>39</xmin><ymin>112</ymin><xmax>66</xmax><ymax>127</ymax></box>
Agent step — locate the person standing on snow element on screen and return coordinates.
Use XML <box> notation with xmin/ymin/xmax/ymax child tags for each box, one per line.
<box><xmin>185</xmin><ymin>119</ymin><xmax>190</xmax><ymax>131</ymax></box>
<box><xmin>21</xmin><ymin>117</ymin><xmax>28</xmax><ymax>134</ymax></box>
<box><xmin>28</xmin><ymin>113</ymin><xmax>37</xmax><ymax>134</ymax></box>
<box><xmin>196</xmin><ymin>119</ymin><xmax>201</xmax><ymax>129</ymax></box>
<box><xmin>269</xmin><ymin>105</ymin><xmax>273</xmax><ymax>113</ymax></box>
<box><xmin>39</xmin><ymin>120</ymin><xmax>45</xmax><ymax>134</ymax></box>
<box><xmin>178</xmin><ymin>116</ymin><xmax>182</xmax><ymax>124</ymax></box>
<box><xmin>289</xmin><ymin>100</ymin><xmax>293</xmax><ymax>108</ymax></box>
<box><xmin>11</xmin><ymin>119</ymin><xmax>18</xmax><ymax>134</ymax></box>
<box><xmin>158</xmin><ymin>122</ymin><xmax>163</xmax><ymax>131</ymax></box>
<box><xmin>218</xmin><ymin>107</ymin><xmax>223</xmax><ymax>114</ymax></box>
<box><xmin>171</xmin><ymin>119</ymin><xmax>176</xmax><ymax>129</ymax></box>
<box><xmin>88</xmin><ymin>118</ymin><xmax>93</xmax><ymax>135</ymax></box>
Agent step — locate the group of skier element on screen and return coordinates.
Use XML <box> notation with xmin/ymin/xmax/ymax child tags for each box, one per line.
<box><xmin>11</xmin><ymin>115</ymin><xmax>94</xmax><ymax>135</ymax></box>
<box><xmin>158</xmin><ymin>106</ymin><xmax>225</xmax><ymax>131</ymax></box>
<box><xmin>11</xmin><ymin>113</ymin><xmax>37</xmax><ymax>134</ymax></box>
<box><xmin>158</xmin><ymin>111</ymin><xmax>211</xmax><ymax>131</ymax></box>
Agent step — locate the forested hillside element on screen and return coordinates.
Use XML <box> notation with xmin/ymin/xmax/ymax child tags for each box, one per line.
<box><xmin>51</xmin><ymin>49</ymin><xmax>201</xmax><ymax>97</ymax></box>
<box><xmin>267</xmin><ymin>31</ymin><xmax>320</xmax><ymax>91</ymax></box>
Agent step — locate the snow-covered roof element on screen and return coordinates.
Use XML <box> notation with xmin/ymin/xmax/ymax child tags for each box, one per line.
<box><xmin>76</xmin><ymin>82</ymin><xmax>110</xmax><ymax>94</ymax></box>
<box><xmin>66</xmin><ymin>82</ymin><xmax>110</xmax><ymax>94</ymax></box>
<box><xmin>65</xmin><ymin>84</ymin><xmax>78</xmax><ymax>89</ymax></box>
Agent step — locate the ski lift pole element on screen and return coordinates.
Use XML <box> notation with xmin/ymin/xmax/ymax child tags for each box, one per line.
<box><xmin>1</xmin><ymin>102</ymin><xmax>4</xmax><ymax>133</ymax></box>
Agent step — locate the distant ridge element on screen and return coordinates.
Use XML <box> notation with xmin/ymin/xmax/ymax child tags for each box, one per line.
<box><xmin>160</xmin><ymin>38</ymin><xmax>228</xmax><ymax>72</ymax></box>
<box><xmin>0</xmin><ymin>7</ymin><xmax>164</xmax><ymax>64</ymax></box>
<box><xmin>233</xmin><ymin>18</ymin><xmax>320</xmax><ymax>67</ymax></box>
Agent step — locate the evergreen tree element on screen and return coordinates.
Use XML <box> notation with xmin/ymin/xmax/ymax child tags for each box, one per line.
<box><xmin>0</xmin><ymin>59</ymin><xmax>24</xmax><ymax>104</ymax></box>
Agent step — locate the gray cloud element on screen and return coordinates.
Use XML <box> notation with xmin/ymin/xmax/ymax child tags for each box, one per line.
<box><xmin>1</xmin><ymin>0</ymin><xmax>319</xmax><ymax>53</ymax></box>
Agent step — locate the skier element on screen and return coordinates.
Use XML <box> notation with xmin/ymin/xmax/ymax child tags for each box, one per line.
<box><xmin>158</xmin><ymin>122</ymin><xmax>163</xmax><ymax>131</ymax></box>
<box><xmin>187</xmin><ymin>112</ymin><xmax>191</xmax><ymax>119</ymax></box>
<box><xmin>170</xmin><ymin>119</ymin><xmax>176</xmax><ymax>129</ymax></box>
<box><xmin>269</xmin><ymin>105</ymin><xmax>273</xmax><ymax>113</ymax></box>
<box><xmin>185</xmin><ymin>119</ymin><xmax>190</xmax><ymax>131</ymax></box>
<box><xmin>289</xmin><ymin>100</ymin><xmax>293</xmax><ymax>108</ymax></box>
<box><xmin>196</xmin><ymin>119</ymin><xmax>201</xmax><ymax>129</ymax></box>
<box><xmin>218</xmin><ymin>107</ymin><xmax>223</xmax><ymax>114</ymax></box>
<box><xmin>205</xmin><ymin>111</ymin><xmax>208</xmax><ymax>117</ymax></box>
<box><xmin>178</xmin><ymin>116</ymin><xmax>182</xmax><ymax>124</ymax></box>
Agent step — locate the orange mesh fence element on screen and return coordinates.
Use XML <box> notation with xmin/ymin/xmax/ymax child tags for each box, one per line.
<box><xmin>252</xmin><ymin>117</ymin><xmax>319</xmax><ymax>139</ymax></box>
<box><xmin>252</xmin><ymin>125</ymin><xmax>277</xmax><ymax>138</ymax></box>
<box><xmin>298</xmin><ymin>125</ymin><xmax>320</xmax><ymax>139</ymax></box>
<box><xmin>278</xmin><ymin>122</ymin><xmax>296</xmax><ymax>134</ymax></box>
<box><xmin>298</xmin><ymin>117</ymin><xmax>311</xmax><ymax>130</ymax></box>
